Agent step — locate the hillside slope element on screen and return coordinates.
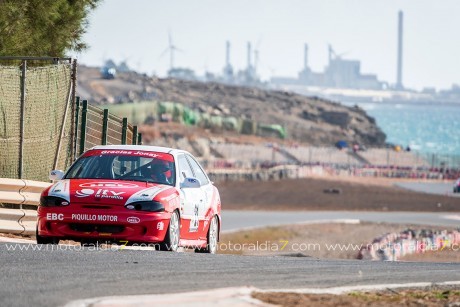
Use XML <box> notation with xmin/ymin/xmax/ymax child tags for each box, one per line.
<box><xmin>76</xmin><ymin>66</ymin><xmax>386</xmax><ymax>146</ymax></box>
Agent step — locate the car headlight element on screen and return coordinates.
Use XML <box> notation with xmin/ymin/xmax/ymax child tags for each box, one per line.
<box><xmin>125</xmin><ymin>201</ymin><xmax>165</xmax><ymax>212</ymax></box>
<box><xmin>40</xmin><ymin>196</ymin><xmax>70</xmax><ymax>207</ymax></box>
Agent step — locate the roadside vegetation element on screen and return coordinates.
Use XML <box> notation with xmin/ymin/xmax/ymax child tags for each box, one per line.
<box><xmin>0</xmin><ymin>0</ymin><xmax>101</xmax><ymax>56</ymax></box>
<box><xmin>253</xmin><ymin>287</ymin><xmax>460</xmax><ymax>306</ymax></box>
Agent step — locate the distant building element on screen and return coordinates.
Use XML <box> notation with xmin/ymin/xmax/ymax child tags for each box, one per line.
<box><xmin>271</xmin><ymin>44</ymin><xmax>386</xmax><ymax>90</ymax></box>
<box><xmin>168</xmin><ymin>67</ymin><xmax>196</xmax><ymax>81</ymax></box>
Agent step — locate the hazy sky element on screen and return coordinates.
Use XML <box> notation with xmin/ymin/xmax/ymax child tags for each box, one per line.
<box><xmin>75</xmin><ymin>0</ymin><xmax>460</xmax><ymax>90</ymax></box>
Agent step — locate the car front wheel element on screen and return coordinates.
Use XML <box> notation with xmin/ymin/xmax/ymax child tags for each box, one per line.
<box><xmin>159</xmin><ymin>210</ymin><xmax>180</xmax><ymax>252</ymax></box>
<box><xmin>196</xmin><ymin>215</ymin><xmax>219</xmax><ymax>254</ymax></box>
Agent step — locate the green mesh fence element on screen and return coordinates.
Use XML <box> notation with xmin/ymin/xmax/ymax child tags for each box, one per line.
<box><xmin>0</xmin><ymin>60</ymin><xmax>75</xmax><ymax>181</ymax></box>
<box><xmin>23</xmin><ymin>64</ymin><xmax>73</xmax><ymax>179</ymax></box>
<box><xmin>0</xmin><ymin>67</ymin><xmax>21</xmax><ymax>178</ymax></box>
<box><xmin>75</xmin><ymin>103</ymin><xmax>135</xmax><ymax>155</ymax></box>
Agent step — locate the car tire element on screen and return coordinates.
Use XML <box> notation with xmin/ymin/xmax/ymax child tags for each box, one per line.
<box><xmin>159</xmin><ymin>210</ymin><xmax>180</xmax><ymax>252</ymax></box>
<box><xmin>36</xmin><ymin>227</ymin><xmax>59</xmax><ymax>245</ymax></box>
<box><xmin>195</xmin><ymin>215</ymin><xmax>219</xmax><ymax>254</ymax></box>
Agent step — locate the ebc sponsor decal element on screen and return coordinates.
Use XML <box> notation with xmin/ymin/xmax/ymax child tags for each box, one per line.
<box><xmin>46</xmin><ymin>213</ymin><xmax>64</xmax><ymax>221</ymax></box>
<box><xmin>71</xmin><ymin>214</ymin><xmax>118</xmax><ymax>222</ymax></box>
<box><xmin>79</xmin><ymin>182</ymin><xmax>138</xmax><ymax>188</ymax></box>
<box><xmin>127</xmin><ymin>217</ymin><xmax>140</xmax><ymax>224</ymax></box>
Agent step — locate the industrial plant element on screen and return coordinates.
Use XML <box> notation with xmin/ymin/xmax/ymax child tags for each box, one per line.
<box><xmin>100</xmin><ymin>10</ymin><xmax>460</xmax><ymax>103</ymax></box>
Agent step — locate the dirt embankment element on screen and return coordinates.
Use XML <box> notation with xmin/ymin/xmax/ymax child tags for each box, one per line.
<box><xmin>218</xmin><ymin>177</ymin><xmax>460</xmax><ymax>212</ymax></box>
<box><xmin>76</xmin><ymin>65</ymin><xmax>386</xmax><ymax>146</ymax></box>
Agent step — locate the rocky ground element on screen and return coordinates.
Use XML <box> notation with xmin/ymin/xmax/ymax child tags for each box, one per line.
<box><xmin>76</xmin><ymin>65</ymin><xmax>386</xmax><ymax>146</ymax></box>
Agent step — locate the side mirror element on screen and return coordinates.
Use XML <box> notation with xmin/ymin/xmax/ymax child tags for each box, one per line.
<box><xmin>49</xmin><ymin>170</ymin><xmax>65</xmax><ymax>181</ymax></box>
<box><xmin>180</xmin><ymin>177</ymin><xmax>201</xmax><ymax>189</ymax></box>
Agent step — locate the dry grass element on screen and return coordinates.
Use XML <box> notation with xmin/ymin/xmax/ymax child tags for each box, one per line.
<box><xmin>253</xmin><ymin>287</ymin><xmax>460</xmax><ymax>307</ymax></box>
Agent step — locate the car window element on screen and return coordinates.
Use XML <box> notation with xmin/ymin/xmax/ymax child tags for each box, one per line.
<box><xmin>112</xmin><ymin>156</ymin><xmax>151</xmax><ymax>177</ymax></box>
<box><xmin>186</xmin><ymin>155</ymin><xmax>209</xmax><ymax>185</ymax></box>
<box><xmin>64</xmin><ymin>151</ymin><xmax>176</xmax><ymax>186</ymax></box>
<box><xmin>178</xmin><ymin>154</ymin><xmax>194</xmax><ymax>182</ymax></box>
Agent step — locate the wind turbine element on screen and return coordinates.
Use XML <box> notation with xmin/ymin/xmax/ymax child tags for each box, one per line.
<box><xmin>159</xmin><ymin>31</ymin><xmax>182</xmax><ymax>71</ymax></box>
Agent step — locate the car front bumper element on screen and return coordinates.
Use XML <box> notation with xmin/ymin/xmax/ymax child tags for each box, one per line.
<box><xmin>37</xmin><ymin>205</ymin><xmax>171</xmax><ymax>243</ymax></box>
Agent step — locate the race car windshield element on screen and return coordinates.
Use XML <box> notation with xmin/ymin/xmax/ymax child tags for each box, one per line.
<box><xmin>65</xmin><ymin>153</ymin><xmax>176</xmax><ymax>186</ymax></box>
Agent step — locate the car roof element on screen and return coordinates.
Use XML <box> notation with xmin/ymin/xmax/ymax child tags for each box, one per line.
<box><xmin>90</xmin><ymin>145</ymin><xmax>190</xmax><ymax>156</ymax></box>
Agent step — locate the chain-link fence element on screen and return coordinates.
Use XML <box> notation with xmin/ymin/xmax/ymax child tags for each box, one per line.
<box><xmin>0</xmin><ymin>57</ymin><xmax>75</xmax><ymax>181</ymax></box>
<box><xmin>74</xmin><ymin>98</ymin><xmax>139</xmax><ymax>159</ymax></box>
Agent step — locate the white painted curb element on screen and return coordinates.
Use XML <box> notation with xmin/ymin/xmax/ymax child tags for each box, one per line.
<box><xmin>63</xmin><ymin>281</ymin><xmax>460</xmax><ymax>307</ymax></box>
<box><xmin>64</xmin><ymin>286</ymin><xmax>269</xmax><ymax>307</ymax></box>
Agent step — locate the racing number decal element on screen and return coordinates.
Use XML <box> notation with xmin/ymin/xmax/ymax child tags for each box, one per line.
<box><xmin>189</xmin><ymin>204</ymin><xmax>199</xmax><ymax>232</ymax></box>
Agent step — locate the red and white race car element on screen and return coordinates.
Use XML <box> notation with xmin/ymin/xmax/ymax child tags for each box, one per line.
<box><xmin>37</xmin><ymin>145</ymin><xmax>221</xmax><ymax>253</ymax></box>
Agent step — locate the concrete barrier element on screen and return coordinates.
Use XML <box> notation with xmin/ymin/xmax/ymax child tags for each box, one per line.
<box><xmin>0</xmin><ymin>178</ymin><xmax>51</xmax><ymax>235</ymax></box>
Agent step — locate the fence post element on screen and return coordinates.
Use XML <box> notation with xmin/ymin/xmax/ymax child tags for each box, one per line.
<box><xmin>53</xmin><ymin>69</ymin><xmax>74</xmax><ymax>170</ymax></box>
<box><xmin>74</xmin><ymin>97</ymin><xmax>80</xmax><ymax>160</ymax></box>
<box><xmin>137</xmin><ymin>133</ymin><xmax>142</xmax><ymax>145</ymax></box>
<box><xmin>79</xmin><ymin>100</ymin><xmax>88</xmax><ymax>155</ymax></box>
<box><xmin>70</xmin><ymin>59</ymin><xmax>77</xmax><ymax>161</ymax></box>
<box><xmin>121</xmin><ymin>118</ymin><xmax>128</xmax><ymax>145</ymax></box>
<box><xmin>102</xmin><ymin>109</ymin><xmax>109</xmax><ymax>145</ymax></box>
<box><xmin>132</xmin><ymin>126</ymin><xmax>138</xmax><ymax>145</ymax></box>
<box><xmin>19</xmin><ymin>60</ymin><xmax>27</xmax><ymax>179</ymax></box>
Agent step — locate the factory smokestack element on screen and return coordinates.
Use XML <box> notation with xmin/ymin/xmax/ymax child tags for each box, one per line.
<box><xmin>304</xmin><ymin>44</ymin><xmax>309</xmax><ymax>70</ymax></box>
<box><xmin>396</xmin><ymin>10</ymin><xmax>404</xmax><ymax>90</ymax></box>
<box><xmin>247</xmin><ymin>41</ymin><xmax>252</xmax><ymax>69</ymax></box>
<box><xmin>226</xmin><ymin>41</ymin><xmax>231</xmax><ymax>66</ymax></box>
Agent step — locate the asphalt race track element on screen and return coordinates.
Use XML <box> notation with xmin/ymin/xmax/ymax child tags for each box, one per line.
<box><xmin>396</xmin><ymin>182</ymin><xmax>460</xmax><ymax>197</ymax></box>
<box><xmin>1</xmin><ymin>209</ymin><xmax>459</xmax><ymax>306</ymax></box>
<box><xmin>222</xmin><ymin>211</ymin><xmax>460</xmax><ymax>232</ymax></box>
<box><xmin>1</xmin><ymin>243</ymin><xmax>459</xmax><ymax>307</ymax></box>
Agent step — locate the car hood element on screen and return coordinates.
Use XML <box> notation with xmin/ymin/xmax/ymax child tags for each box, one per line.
<box><xmin>44</xmin><ymin>179</ymin><xmax>175</xmax><ymax>206</ymax></box>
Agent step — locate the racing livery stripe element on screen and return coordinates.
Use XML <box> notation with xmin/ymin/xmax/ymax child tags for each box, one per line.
<box><xmin>124</xmin><ymin>185</ymin><xmax>171</xmax><ymax>205</ymax></box>
<box><xmin>47</xmin><ymin>180</ymin><xmax>71</xmax><ymax>202</ymax></box>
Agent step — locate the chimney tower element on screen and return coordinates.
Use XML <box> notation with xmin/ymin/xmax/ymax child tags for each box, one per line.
<box><xmin>396</xmin><ymin>10</ymin><xmax>404</xmax><ymax>89</ymax></box>
<box><xmin>226</xmin><ymin>41</ymin><xmax>230</xmax><ymax>66</ymax></box>
<box><xmin>247</xmin><ymin>41</ymin><xmax>252</xmax><ymax>70</ymax></box>
<box><xmin>304</xmin><ymin>43</ymin><xmax>309</xmax><ymax>70</ymax></box>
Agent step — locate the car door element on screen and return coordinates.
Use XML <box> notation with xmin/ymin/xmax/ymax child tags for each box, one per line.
<box><xmin>177</xmin><ymin>154</ymin><xmax>203</xmax><ymax>240</ymax></box>
<box><xmin>185</xmin><ymin>155</ymin><xmax>212</xmax><ymax>239</ymax></box>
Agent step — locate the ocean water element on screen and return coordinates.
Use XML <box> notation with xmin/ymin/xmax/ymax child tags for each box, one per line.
<box><xmin>344</xmin><ymin>102</ymin><xmax>460</xmax><ymax>155</ymax></box>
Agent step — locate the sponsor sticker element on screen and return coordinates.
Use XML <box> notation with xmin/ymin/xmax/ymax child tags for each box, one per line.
<box><xmin>71</xmin><ymin>214</ymin><xmax>118</xmax><ymax>222</ymax></box>
<box><xmin>75</xmin><ymin>189</ymin><xmax>95</xmax><ymax>198</ymax></box>
<box><xmin>82</xmin><ymin>150</ymin><xmax>174</xmax><ymax>162</ymax></box>
<box><xmin>127</xmin><ymin>217</ymin><xmax>140</xmax><ymax>224</ymax></box>
<box><xmin>79</xmin><ymin>182</ymin><xmax>138</xmax><ymax>188</ymax></box>
<box><xmin>157</xmin><ymin>222</ymin><xmax>164</xmax><ymax>231</ymax></box>
<box><xmin>94</xmin><ymin>189</ymin><xmax>126</xmax><ymax>200</ymax></box>
<box><xmin>46</xmin><ymin>213</ymin><xmax>64</xmax><ymax>221</ymax></box>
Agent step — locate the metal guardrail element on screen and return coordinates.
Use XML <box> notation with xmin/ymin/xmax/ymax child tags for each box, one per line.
<box><xmin>0</xmin><ymin>179</ymin><xmax>51</xmax><ymax>235</ymax></box>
